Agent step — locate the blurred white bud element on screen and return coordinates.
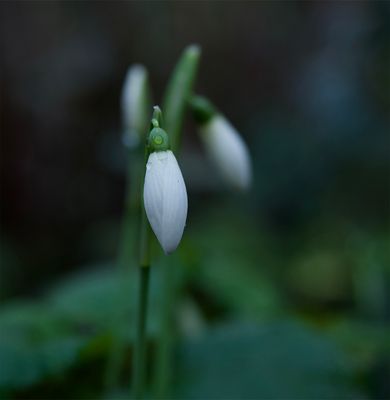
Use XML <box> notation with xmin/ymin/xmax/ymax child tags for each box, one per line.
<box><xmin>200</xmin><ymin>115</ymin><xmax>252</xmax><ymax>190</ymax></box>
<box><xmin>143</xmin><ymin>150</ymin><xmax>188</xmax><ymax>254</ymax></box>
<box><xmin>121</xmin><ymin>65</ymin><xmax>150</xmax><ymax>148</ymax></box>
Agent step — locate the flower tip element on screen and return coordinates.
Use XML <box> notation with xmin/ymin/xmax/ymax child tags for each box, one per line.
<box><xmin>239</xmin><ymin>178</ymin><xmax>252</xmax><ymax>191</ymax></box>
<box><xmin>186</xmin><ymin>44</ymin><xmax>201</xmax><ymax>57</ymax></box>
<box><xmin>130</xmin><ymin>64</ymin><xmax>147</xmax><ymax>75</ymax></box>
<box><xmin>237</xmin><ymin>167</ymin><xmax>252</xmax><ymax>191</ymax></box>
<box><xmin>162</xmin><ymin>244</ymin><xmax>177</xmax><ymax>255</ymax></box>
<box><xmin>234</xmin><ymin>165</ymin><xmax>252</xmax><ymax>192</ymax></box>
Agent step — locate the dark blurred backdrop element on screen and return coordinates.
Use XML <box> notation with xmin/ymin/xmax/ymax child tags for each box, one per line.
<box><xmin>0</xmin><ymin>1</ymin><xmax>390</xmax><ymax>399</ymax></box>
<box><xmin>1</xmin><ymin>1</ymin><xmax>389</xmax><ymax>298</ymax></box>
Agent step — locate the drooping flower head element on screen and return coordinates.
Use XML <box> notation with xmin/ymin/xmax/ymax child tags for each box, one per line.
<box><xmin>191</xmin><ymin>96</ymin><xmax>252</xmax><ymax>191</ymax></box>
<box><xmin>143</xmin><ymin>125</ymin><xmax>188</xmax><ymax>254</ymax></box>
<box><xmin>121</xmin><ymin>65</ymin><xmax>150</xmax><ymax>147</ymax></box>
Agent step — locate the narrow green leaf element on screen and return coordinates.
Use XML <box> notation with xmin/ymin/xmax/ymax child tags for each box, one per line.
<box><xmin>162</xmin><ymin>45</ymin><xmax>201</xmax><ymax>152</ymax></box>
<box><xmin>154</xmin><ymin>44</ymin><xmax>200</xmax><ymax>398</ymax></box>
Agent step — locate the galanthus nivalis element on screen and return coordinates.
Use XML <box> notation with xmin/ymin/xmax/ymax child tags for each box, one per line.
<box><xmin>191</xmin><ymin>96</ymin><xmax>252</xmax><ymax>191</ymax></box>
<box><xmin>121</xmin><ymin>65</ymin><xmax>150</xmax><ymax>147</ymax></box>
<box><xmin>143</xmin><ymin>127</ymin><xmax>188</xmax><ymax>254</ymax></box>
<box><xmin>200</xmin><ymin>115</ymin><xmax>252</xmax><ymax>190</ymax></box>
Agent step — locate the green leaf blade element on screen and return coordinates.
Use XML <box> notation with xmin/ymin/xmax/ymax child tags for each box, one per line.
<box><xmin>162</xmin><ymin>45</ymin><xmax>201</xmax><ymax>152</ymax></box>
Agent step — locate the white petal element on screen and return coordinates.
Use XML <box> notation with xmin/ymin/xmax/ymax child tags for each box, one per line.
<box><xmin>121</xmin><ymin>65</ymin><xmax>148</xmax><ymax>147</ymax></box>
<box><xmin>143</xmin><ymin>150</ymin><xmax>188</xmax><ymax>254</ymax></box>
<box><xmin>200</xmin><ymin>115</ymin><xmax>252</xmax><ymax>190</ymax></box>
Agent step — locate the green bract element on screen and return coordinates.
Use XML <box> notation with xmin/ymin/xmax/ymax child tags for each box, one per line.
<box><xmin>190</xmin><ymin>95</ymin><xmax>217</xmax><ymax>125</ymax></box>
<box><xmin>148</xmin><ymin>127</ymin><xmax>170</xmax><ymax>153</ymax></box>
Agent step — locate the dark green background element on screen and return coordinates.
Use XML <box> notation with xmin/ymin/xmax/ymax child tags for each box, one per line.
<box><xmin>0</xmin><ymin>1</ymin><xmax>389</xmax><ymax>399</ymax></box>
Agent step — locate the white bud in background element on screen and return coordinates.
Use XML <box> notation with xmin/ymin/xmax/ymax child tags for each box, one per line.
<box><xmin>200</xmin><ymin>115</ymin><xmax>252</xmax><ymax>190</ymax></box>
<box><xmin>143</xmin><ymin>150</ymin><xmax>188</xmax><ymax>254</ymax></box>
<box><xmin>121</xmin><ymin>65</ymin><xmax>149</xmax><ymax>148</ymax></box>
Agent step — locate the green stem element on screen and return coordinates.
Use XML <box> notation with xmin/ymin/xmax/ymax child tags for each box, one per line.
<box><xmin>154</xmin><ymin>262</ymin><xmax>175</xmax><ymax>398</ymax></box>
<box><xmin>139</xmin><ymin>204</ymin><xmax>151</xmax><ymax>269</ymax></box>
<box><xmin>104</xmin><ymin>150</ymin><xmax>143</xmax><ymax>393</ymax></box>
<box><xmin>154</xmin><ymin>45</ymin><xmax>201</xmax><ymax>398</ymax></box>
<box><xmin>105</xmin><ymin>64</ymin><xmax>151</xmax><ymax>394</ymax></box>
<box><xmin>133</xmin><ymin>127</ymin><xmax>153</xmax><ymax>399</ymax></box>
<box><xmin>133</xmin><ymin>264</ymin><xmax>150</xmax><ymax>399</ymax></box>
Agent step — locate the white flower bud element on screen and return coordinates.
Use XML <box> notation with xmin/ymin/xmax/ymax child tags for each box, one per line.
<box><xmin>143</xmin><ymin>150</ymin><xmax>188</xmax><ymax>254</ymax></box>
<box><xmin>200</xmin><ymin>115</ymin><xmax>252</xmax><ymax>190</ymax></box>
<box><xmin>121</xmin><ymin>65</ymin><xmax>149</xmax><ymax>147</ymax></box>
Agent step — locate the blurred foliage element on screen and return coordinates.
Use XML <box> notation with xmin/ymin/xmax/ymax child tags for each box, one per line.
<box><xmin>1</xmin><ymin>208</ymin><xmax>389</xmax><ymax>398</ymax></box>
<box><xmin>175</xmin><ymin>322</ymin><xmax>364</xmax><ymax>399</ymax></box>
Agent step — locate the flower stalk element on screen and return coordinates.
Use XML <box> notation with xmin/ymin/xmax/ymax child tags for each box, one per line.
<box><xmin>133</xmin><ymin>264</ymin><xmax>150</xmax><ymax>400</ymax></box>
<box><xmin>132</xmin><ymin>107</ymin><xmax>164</xmax><ymax>399</ymax></box>
<box><xmin>109</xmin><ymin>44</ymin><xmax>249</xmax><ymax>400</ymax></box>
<box><xmin>105</xmin><ymin>65</ymin><xmax>151</xmax><ymax>395</ymax></box>
<box><xmin>134</xmin><ymin>103</ymin><xmax>189</xmax><ymax>398</ymax></box>
<box><xmin>153</xmin><ymin>45</ymin><xmax>200</xmax><ymax>398</ymax></box>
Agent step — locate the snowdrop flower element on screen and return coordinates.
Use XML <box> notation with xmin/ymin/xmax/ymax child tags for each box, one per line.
<box><xmin>143</xmin><ymin>127</ymin><xmax>188</xmax><ymax>254</ymax></box>
<box><xmin>201</xmin><ymin>116</ymin><xmax>252</xmax><ymax>190</ymax></box>
<box><xmin>192</xmin><ymin>96</ymin><xmax>252</xmax><ymax>190</ymax></box>
<box><xmin>121</xmin><ymin>65</ymin><xmax>150</xmax><ymax>148</ymax></box>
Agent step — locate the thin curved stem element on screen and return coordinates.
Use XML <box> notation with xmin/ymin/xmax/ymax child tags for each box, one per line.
<box><xmin>133</xmin><ymin>264</ymin><xmax>150</xmax><ymax>399</ymax></box>
<box><xmin>133</xmin><ymin>140</ymin><xmax>152</xmax><ymax>399</ymax></box>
